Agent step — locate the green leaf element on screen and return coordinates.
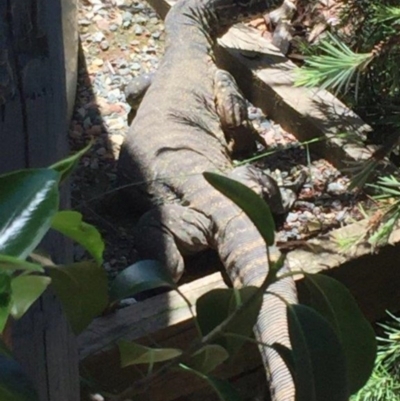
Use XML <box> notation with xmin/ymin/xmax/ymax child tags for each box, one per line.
<box><xmin>50</xmin><ymin>142</ymin><xmax>91</xmax><ymax>183</ymax></box>
<box><xmin>10</xmin><ymin>275</ymin><xmax>51</xmax><ymax>319</ymax></box>
<box><xmin>118</xmin><ymin>340</ymin><xmax>182</xmax><ymax>367</ymax></box>
<box><xmin>304</xmin><ymin>274</ymin><xmax>376</xmax><ymax>394</ymax></box>
<box><xmin>0</xmin><ymin>254</ymin><xmax>43</xmax><ymax>273</ymax></box>
<box><xmin>51</xmin><ymin>211</ymin><xmax>104</xmax><ymax>264</ymax></box>
<box><xmin>0</xmin><ymin>169</ymin><xmax>60</xmax><ymax>259</ymax></box>
<box><xmin>288</xmin><ymin>304</ymin><xmax>349</xmax><ymax>401</ymax></box>
<box><xmin>196</xmin><ymin>287</ymin><xmax>262</xmax><ymax>356</ymax></box>
<box><xmin>109</xmin><ymin>260</ymin><xmax>177</xmax><ymax>303</ymax></box>
<box><xmin>0</xmin><ymin>274</ymin><xmax>12</xmax><ymax>333</ymax></box>
<box><xmin>48</xmin><ymin>261</ymin><xmax>108</xmax><ymax>334</ymax></box>
<box><xmin>188</xmin><ymin>345</ymin><xmax>229</xmax><ymax>374</ymax></box>
<box><xmin>0</xmin><ymin>354</ymin><xmax>39</xmax><ymax>401</ymax></box>
<box><xmin>203</xmin><ymin>172</ymin><xmax>275</xmax><ymax>246</ymax></box>
<box><xmin>179</xmin><ymin>365</ymin><xmax>242</xmax><ymax>401</ymax></box>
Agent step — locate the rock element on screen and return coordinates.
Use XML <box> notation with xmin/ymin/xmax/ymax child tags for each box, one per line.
<box><xmin>327</xmin><ymin>181</ymin><xmax>346</xmax><ymax>195</ymax></box>
<box><xmin>134</xmin><ymin>25</ymin><xmax>144</xmax><ymax>35</ymax></box>
<box><xmin>92</xmin><ymin>32</ymin><xmax>105</xmax><ymax>42</ymax></box>
<box><xmin>100</xmin><ymin>40</ymin><xmax>109</xmax><ymax>51</ymax></box>
<box><xmin>131</xmin><ymin>62</ymin><xmax>141</xmax><ymax>71</ymax></box>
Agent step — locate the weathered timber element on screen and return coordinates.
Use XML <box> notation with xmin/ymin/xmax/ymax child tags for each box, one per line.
<box><xmin>78</xmin><ymin>220</ymin><xmax>400</xmax><ymax>400</ymax></box>
<box><xmin>144</xmin><ymin>0</ymin><xmax>392</xmax><ymax>173</ymax></box>
<box><xmin>0</xmin><ymin>1</ymin><xmax>79</xmax><ymax>400</ymax></box>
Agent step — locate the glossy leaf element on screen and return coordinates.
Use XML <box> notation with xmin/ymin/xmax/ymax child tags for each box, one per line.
<box><xmin>188</xmin><ymin>345</ymin><xmax>229</xmax><ymax>374</ymax></box>
<box><xmin>0</xmin><ymin>254</ymin><xmax>43</xmax><ymax>273</ymax></box>
<box><xmin>0</xmin><ymin>354</ymin><xmax>39</xmax><ymax>401</ymax></box>
<box><xmin>51</xmin><ymin>211</ymin><xmax>104</xmax><ymax>264</ymax></box>
<box><xmin>10</xmin><ymin>275</ymin><xmax>51</xmax><ymax>319</ymax></box>
<box><xmin>109</xmin><ymin>260</ymin><xmax>176</xmax><ymax>303</ymax></box>
<box><xmin>0</xmin><ymin>169</ymin><xmax>59</xmax><ymax>259</ymax></box>
<box><xmin>50</xmin><ymin>142</ymin><xmax>91</xmax><ymax>183</ymax></box>
<box><xmin>304</xmin><ymin>274</ymin><xmax>376</xmax><ymax>394</ymax></box>
<box><xmin>118</xmin><ymin>340</ymin><xmax>182</xmax><ymax>367</ymax></box>
<box><xmin>203</xmin><ymin>172</ymin><xmax>275</xmax><ymax>246</ymax></box>
<box><xmin>288</xmin><ymin>304</ymin><xmax>349</xmax><ymax>401</ymax></box>
<box><xmin>180</xmin><ymin>365</ymin><xmax>242</xmax><ymax>401</ymax></box>
<box><xmin>48</xmin><ymin>261</ymin><xmax>108</xmax><ymax>334</ymax></box>
<box><xmin>196</xmin><ymin>287</ymin><xmax>261</xmax><ymax>356</ymax></box>
<box><xmin>0</xmin><ymin>274</ymin><xmax>12</xmax><ymax>333</ymax></box>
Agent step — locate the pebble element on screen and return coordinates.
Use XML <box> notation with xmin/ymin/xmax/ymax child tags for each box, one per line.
<box><xmin>286</xmin><ymin>212</ymin><xmax>298</xmax><ymax>223</ymax></box>
<box><xmin>327</xmin><ymin>181</ymin><xmax>346</xmax><ymax>195</ymax></box>
<box><xmin>93</xmin><ymin>32</ymin><xmax>105</xmax><ymax>42</ymax></box>
<box><xmin>134</xmin><ymin>25</ymin><xmax>144</xmax><ymax>35</ymax></box>
<box><xmin>131</xmin><ymin>62</ymin><xmax>141</xmax><ymax>70</ymax></box>
<box><xmin>122</xmin><ymin>11</ymin><xmax>134</xmax><ymax>22</ymax></box>
<box><xmin>100</xmin><ymin>40</ymin><xmax>109</xmax><ymax>51</ymax></box>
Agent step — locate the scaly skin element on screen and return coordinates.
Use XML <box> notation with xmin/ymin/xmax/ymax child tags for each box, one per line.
<box><xmin>118</xmin><ymin>0</ymin><xmax>297</xmax><ymax>399</ymax></box>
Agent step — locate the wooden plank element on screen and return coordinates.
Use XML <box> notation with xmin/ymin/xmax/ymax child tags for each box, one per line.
<box><xmin>78</xmin><ymin>220</ymin><xmax>400</xmax><ymax>400</ymax></box>
<box><xmin>144</xmin><ymin>0</ymin><xmax>384</xmax><ymax>173</ymax></box>
<box><xmin>0</xmin><ymin>1</ymin><xmax>79</xmax><ymax>400</ymax></box>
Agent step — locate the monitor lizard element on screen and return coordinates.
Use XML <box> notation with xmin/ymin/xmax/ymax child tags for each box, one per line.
<box><xmin>118</xmin><ymin>0</ymin><xmax>301</xmax><ymax>399</ymax></box>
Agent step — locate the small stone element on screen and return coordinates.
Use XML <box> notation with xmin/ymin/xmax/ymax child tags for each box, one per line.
<box><xmin>118</xmin><ymin>68</ymin><xmax>131</xmax><ymax>76</ymax></box>
<box><xmin>77</xmin><ymin>107</ymin><xmax>86</xmax><ymax>118</ymax></box>
<box><xmin>134</xmin><ymin>25</ymin><xmax>143</xmax><ymax>35</ymax></box>
<box><xmin>286</xmin><ymin>212</ymin><xmax>298</xmax><ymax>223</ymax></box>
<box><xmin>327</xmin><ymin>181</ymin><xmax>346</xmax><ymax>195</ymax></box>
<box><xmin>135</xmin><ymin>15</ymin><xmax>147</xmax><ymax>24</ymax></box>
<box><xmin>100</xmin><ymin>40</ymin><xmax>109</xmax><ymax>51</ymax></box>
<box><xmin>92</xmin><ymin>32</ymin><xmax>105</xmax><ymax>42</ymax></box>
<box><xmin>131</xmin><ymin>3</ymin><xmax>145</xmax><ymax>12</ymax></box>
<box><xmin>122</xmin><ymin>11</ymin><xmax>134</xmax><ymax>22</ymax></box>
<box><xmin>131</xmin><ymin>62</ymin><xmax>141</xmax><ymax>71</ymax></box>
<box><xmin>109</xmin><ymin>23</ymin><xmax>119</xmax><ymax>32</ymax></box>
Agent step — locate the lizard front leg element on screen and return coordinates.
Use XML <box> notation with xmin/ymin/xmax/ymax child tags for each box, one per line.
<box><xmin>213</xmin><ymin>69</ymin><xmax>258</xmax><ymax>156</ymax></box>
<box><xmin>134</xmin><ymin>204</ymin><xmax>212</xmax><ymax>281</ymax></box>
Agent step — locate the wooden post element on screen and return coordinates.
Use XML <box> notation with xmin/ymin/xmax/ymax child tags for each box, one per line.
<box><xmin>0</xmin><ymin>0</ymin><xmax>79</xmax><ymax>400</ymax></box>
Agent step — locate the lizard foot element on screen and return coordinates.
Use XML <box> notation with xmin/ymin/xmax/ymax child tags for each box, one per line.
<box><xmin>214</xmin><ymin>69</ymin><xmax>257</xmax><ymax>156</ymax></box>
<box><xmin>134</xmin><ymin>204</ymin><xmax>212</xmax><ymax>282</ymax></box>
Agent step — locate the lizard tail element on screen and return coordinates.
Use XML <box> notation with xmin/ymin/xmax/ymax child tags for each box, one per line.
<box><xmin>215</xmin><ymin>211</ymin><xmax>296</xmax><ymax>401</ymax></box>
